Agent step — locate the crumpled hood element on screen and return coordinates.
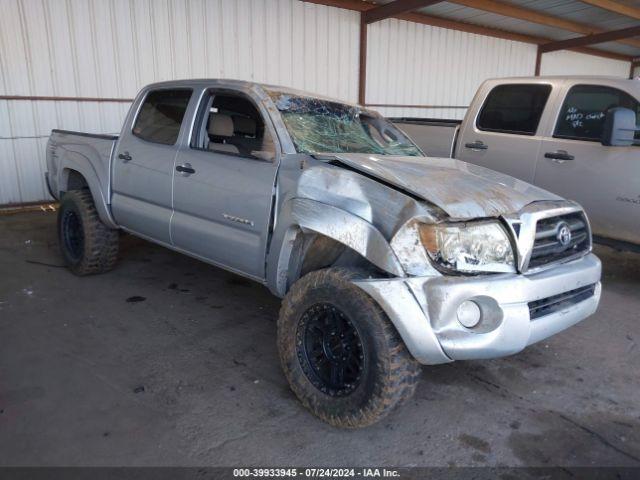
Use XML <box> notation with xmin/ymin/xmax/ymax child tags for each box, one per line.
<box><xmin>325</xmin><ymin>153</ymin><xmax>562</xmax><ymax>219</ymax></box>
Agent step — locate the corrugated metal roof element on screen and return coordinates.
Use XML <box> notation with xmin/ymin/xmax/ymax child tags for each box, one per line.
<box><xmin>373</xmin><ymin>0</ymin><xmax>640</xmax><ymax>57</ymax></box>
<box><xmin>424</xmin><ymin>1</ymin><xmax>640</xmax><ymax>57</ymax></box>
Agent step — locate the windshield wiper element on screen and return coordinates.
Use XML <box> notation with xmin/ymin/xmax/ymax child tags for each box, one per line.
<box><xmin>309</xmin><ymin>153</ymin><xmax>345</xmax><ymax>162</ymax></box>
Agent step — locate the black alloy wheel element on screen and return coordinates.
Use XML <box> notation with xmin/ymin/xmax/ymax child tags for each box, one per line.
<box><xmin>296</xmin><ymin>303</ymin><xmax>365</xmax><ymax>397</ymax></box>
<box><xmin>277</xmin><ymin>267</ymin><xmax>421</xmax><ymax>428</ymax></box>
<box><xmin>57</xmin><ymin>189</ymin><xmax>119</xmax><ymax>275</ymax></box>
<box><xmin>61</xmin><ymin>209</ymin><xmax>85</xmax><ymax>262</ymax></box>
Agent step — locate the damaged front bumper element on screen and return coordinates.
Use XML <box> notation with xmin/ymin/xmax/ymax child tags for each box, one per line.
<box><xmin>353</xmin><ymin>253</ymin><xmax>601</xmax><ymax>365</ymax></box>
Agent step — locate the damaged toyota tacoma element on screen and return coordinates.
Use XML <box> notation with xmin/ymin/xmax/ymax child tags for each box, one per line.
<box><xmin>45</xmin><ymin>80</ymin><xmax>602</xmax><ymax>428</ymax></box>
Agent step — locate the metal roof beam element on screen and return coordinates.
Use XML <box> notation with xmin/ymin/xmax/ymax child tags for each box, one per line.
<box><xmin>579</xmin><ymin>0</ymin><xmax>640</xmax><ymax>21</ymax></box>
<box><xmin>540</xmin><ymin>25</ymin><xmax>640</xmax><ymax>53</ymax></box>
<box><xmin>363</xmin><ymin>0</ymin><xmax>442</xmax><ymax>24</ymax></box>
<box><xmin>448</xmin><ymin>0</ymin><xmax>640</xmax><ymax>49</ymax></box>
<box><xmin>299</xmin><ymin>1</ymin><xmax>633</xmax><ymax>61</ymax></box>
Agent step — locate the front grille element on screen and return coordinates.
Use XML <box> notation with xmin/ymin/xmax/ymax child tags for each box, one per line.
<box><xmin>528</xmin><ymin>284</ymin><xmax>596</xmax><ymax>320</ymax></box>
<box><xmin>528</xmin><ymin>212</ymin><xmax>590</xmax><ymax>269</ymax></box>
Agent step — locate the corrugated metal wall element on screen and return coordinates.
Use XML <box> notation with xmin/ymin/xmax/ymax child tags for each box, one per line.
<box><xmin>366</xmin><ymin>19</ymin><xmax>632</xmax><ymax>120</ymax></box>
<box><xmin>0</xmin><ymin>0</ymin><xmax>633</xmax><ymax>205</ymax></box>
<box><xmin>366</xmin><ymin>18</ymin><xmax>537</xmax><ymax>120</ymax></box>
<box><xmin>540</xmin><ymin>50</ymin><xmax>630</xmax><ymax>78</ymax></box>
<box><xmin>0</xmin><ymin>0</ymin><xmax>360</xmax><ymax>205</ymax></box>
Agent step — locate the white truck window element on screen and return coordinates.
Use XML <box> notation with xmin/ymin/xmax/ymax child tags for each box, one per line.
<box><xmin>132</xmin><ymin>89</ymin><xmax>192</xmax><ymax>145</ymax></box>
<box><xmin>554</xmin><ymin>84</ymin><xmax>640</xmax><ymax>143</ymax></box>
<box><xmin>477</xmin><ymin>84</ymin><xmax>552</xmax><ymax>136</ymax></box>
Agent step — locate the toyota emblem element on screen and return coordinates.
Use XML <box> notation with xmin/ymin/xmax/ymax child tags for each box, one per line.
<box><xmin>556</xmin><ymin>222</ymin><xmax>572</xmax><ymax>247</ymax></box>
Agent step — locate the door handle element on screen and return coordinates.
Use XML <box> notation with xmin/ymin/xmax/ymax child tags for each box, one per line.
<box><xmin>176</xmin><ymin>163</ymin><xmax>196</xmax><ymax>175</ymax></box>
<box><xmin>118</xmin><ymin>151</ymin><xmax>132</xmax><ymax>162</ymax></box>
<box><xmin>464</xmin><ymin>140</ymin><xmax>488</xmax><ymax>151</ymax></box>
<box><xmin>544</xmin><ymin>150</ymin><xmax>574</xmax><ymax>162</ymax></box>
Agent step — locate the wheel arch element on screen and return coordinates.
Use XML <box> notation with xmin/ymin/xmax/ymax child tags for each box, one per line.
<box><xmin>267</xmin><ymin>198</ymin><xmax>405</xmax><ymax>297</ymax></box>
<box><xmin>58</xmin><ymin>162</ymin><xmax>117</xmax><ymax>229</ymax></box>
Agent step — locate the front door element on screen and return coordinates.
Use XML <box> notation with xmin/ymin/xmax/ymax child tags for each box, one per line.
<box><xmin>535</xmin><ymin>84</ymin><xmax>640</xmax><ymax>244</ymax></box>
<box><xmin>456</xmin><ymin>83</ymin><xmax>553</xmax><ymax>183</ymax></box>
<box><xmin>111</xmin><ymin>88</ymin><xmax>193</xmax><ymax>244</ymax></box>
<box><xmin>171</xmin><ymin>89</ymin><xmax>279</xmax><ymax>280</ymax></box>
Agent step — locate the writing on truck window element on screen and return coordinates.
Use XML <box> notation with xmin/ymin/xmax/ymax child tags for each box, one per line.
<box><xmin>267</xmin><ymin>91</ymin><xmax>422</xmax><ymax>156</ymax></box>
<box><xmin>555</xmin><ymin>84</ymin><xmax>640</xmax><ymax>143</ymax></box>
<box><xmin>564</xmin><ymin>107</ymin><xmax>605</xmax><ymax>130</ymax></box>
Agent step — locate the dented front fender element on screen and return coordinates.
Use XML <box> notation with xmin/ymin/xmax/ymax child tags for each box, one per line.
<box><xmin>291</xmin><ymin>198</ymin><xmax>405</xmax><ymax>278</ymax></box>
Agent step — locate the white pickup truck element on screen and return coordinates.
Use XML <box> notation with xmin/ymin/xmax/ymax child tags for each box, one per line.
<box><xmin>393</xmin><ymin>76</ymin><xmax>640</xmax><ymax>248</ymax></box>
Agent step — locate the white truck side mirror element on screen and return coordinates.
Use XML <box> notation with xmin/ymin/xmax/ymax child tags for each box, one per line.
<box><xmin>601</xmin><ymin>107</ymin><xmax>639</xmax><ymax>147</ymax></box>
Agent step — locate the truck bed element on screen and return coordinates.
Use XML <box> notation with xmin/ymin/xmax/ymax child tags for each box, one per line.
<box><xmin>390</xmin><ymin>118</ymin><xmax>460</xmax><ymax>158</ymax></box>
<box><xmin>46</xmin><ymin>129</ymin><xmax>118</xmax><ymax>203</ymax></box>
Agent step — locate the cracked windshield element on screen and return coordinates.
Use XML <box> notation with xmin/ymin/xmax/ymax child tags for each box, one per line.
<box><xmin>269</xmin><ymin>92</ymin><xmax>422</xmax><ymax>156</ymax></box>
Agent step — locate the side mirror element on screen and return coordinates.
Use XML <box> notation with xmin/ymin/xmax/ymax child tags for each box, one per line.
<box><xmin>601</xmin><ymin>107</ymin><xmax>638</xmax><ymax>146</ymax></box>
<box><xmin>251</xmin><ymin>150</ymin><xmax>275</xmax><ymax>162</ymax></box>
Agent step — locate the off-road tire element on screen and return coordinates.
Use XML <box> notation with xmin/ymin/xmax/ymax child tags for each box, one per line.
<box><xmin>278</xmin><ymin>267</ymin><xmax>420</xmax><ymax>428</ymax></box>
<box><xmin>57</xmin><ymin>189</ymin><xmax>119</xmax><ymax>276</ymax></box>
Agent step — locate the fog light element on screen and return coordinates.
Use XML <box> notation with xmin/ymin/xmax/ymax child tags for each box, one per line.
<box><xmin>457</xmin><ymin>300</ymin><xmax>481</xmax><ymax>328</ymax></box>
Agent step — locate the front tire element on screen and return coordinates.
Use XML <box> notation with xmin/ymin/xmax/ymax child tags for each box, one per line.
<box><xmin>278</xmin><ymin>267</ymin><xmax>420</xmax><ymax>428</ymax></box>
<box><xmin>57</xmin><ymin>190</ymin><xmax>119</xmax><ymax>276</ymax></box>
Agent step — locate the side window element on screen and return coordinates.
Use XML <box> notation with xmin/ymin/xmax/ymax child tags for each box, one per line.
<box><xmin>191</xmin><ymin>91</ymin><xmax>276</xmax><ymax>159</ymax></box>
<box><xmin>477</xmin><ymin>84</ymin><xmax>552</xmax><ymax>135</ymax></box>
<box><xmin>133</xmin><ymin>89</ymin><xmax>192</xmax><ymax>145</ymax></box>
<box><xmin>554</xmin><ymin>84</ymin><xmax>640</xmax><ymax>142</ymax></box>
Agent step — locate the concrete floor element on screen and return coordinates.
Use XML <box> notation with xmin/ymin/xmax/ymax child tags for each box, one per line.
<box><xmin>0</xmin><ymin>210</ymin><xmax>639</xmax><ymax>467</ymax></box>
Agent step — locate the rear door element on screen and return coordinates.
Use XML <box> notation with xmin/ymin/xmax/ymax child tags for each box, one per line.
<box><xmin>456</xmin><ymin>83</ymin><xmax>554</xmax><ymax>182</ymax></box>
<box><xmin>170</xmin><ymin>88</ymin><xmax>280</xmax><ymax>280</ymax></box>
<box><xmin>111</xmin><ymin>88</ymin><xmax>193</xmax><ymax>243</ymax></box>
<box><xmin>534</xmin><ymin>83</ymin><xmax>640</xmax><ymax>244</ymax></box>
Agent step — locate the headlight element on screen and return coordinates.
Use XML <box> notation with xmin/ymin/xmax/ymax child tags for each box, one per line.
<box><xmin>419</xmin><ymin>221</ymin><xmax>515</xmax><ymax>273</ymax></box>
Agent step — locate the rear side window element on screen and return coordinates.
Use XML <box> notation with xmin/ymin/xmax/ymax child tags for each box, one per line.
<box><xmin>554</xmin><ymin>84</ymin><xmax>640</xmax><ymax>142</ymax></box>
<box><xmin>477</xmin><ymin>84</ymin><xmax>552</xmax><ymax>135</ymax></box>
<box><xmin>133</xmin><ymin>89</ymin><xmax>192</xmax><ymax>145</ymax></box>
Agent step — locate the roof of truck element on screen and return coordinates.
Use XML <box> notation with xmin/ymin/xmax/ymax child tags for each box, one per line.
<box><xmin>491</xmin><ymin>75</ymin><xmax>635</xmax><ymax>81</ymax></box>
<box><xmin>485</xmin><ymin>75</ymin><xmax>639</xmax><ymax>88</ymax></box>
<box><xmin>142</xmin><ymin>78</ymin><xmax>359</xmax><ymax>107</ymax></box>
<box><xmin>480</xmin><ymin>76</ymin><xmax>640</xmax><ymax>97</ymax></box>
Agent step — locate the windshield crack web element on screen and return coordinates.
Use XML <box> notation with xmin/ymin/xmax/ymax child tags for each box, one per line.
<box><xmin>269</xmin><ymin>92</ymin><xmax>421</xmax><ymax>157</ymax></box>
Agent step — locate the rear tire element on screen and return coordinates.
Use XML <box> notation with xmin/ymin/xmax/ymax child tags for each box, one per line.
<box><xmin>57</xmin><ymin>189</ymin><xmax>119</xmax><ymax>276</ymax></box>
<box><xmin>278</xmin><ymin>267</ymin><xmax>420</xmax><ymax>428</ymax></box>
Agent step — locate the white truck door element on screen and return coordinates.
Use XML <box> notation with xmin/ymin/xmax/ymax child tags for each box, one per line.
<box><xmin>111</xmin><ymin>88</ymin><xmax>193</xmax><ymax>244</ymax></box>
<box><xmin>534</xmin><ymin>83</ymin><xmax>640</xmax><ymax>245</ymax></box>
<box><xmin>170</xmin><ymin>89</ymin><xmax>279</xmax><ymax>280</ymax></box>
<box><xmin>456</xmin><ymin>83</ymin><xmax>553</xmax><ymax>183</ymax></box>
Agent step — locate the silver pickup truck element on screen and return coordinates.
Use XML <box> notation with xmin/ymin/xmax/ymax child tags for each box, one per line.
<box><xmin>46</xmin><ymin>79</ymin><xmax>601</xmax><ymax>428</ymax></box>
<box><xmin>393</xmin><ymin>76</ymin><xmax>640</xmax><ymax>248</ymax></box>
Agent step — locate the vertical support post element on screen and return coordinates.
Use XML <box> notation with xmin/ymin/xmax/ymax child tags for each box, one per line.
<box><xmin>535</xmin><ymin>46</ymin><xmax>542</xmax><ymax>76</ymax></box>
<box><xmin>358</xmin><ymin>15</ymin><xmax>368</xmax><ymax>106</ymax></box>
<box><xmin>629</xmin><ymin>61</ymin><xmax>638</xmax><ymax>79</ymax></box>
